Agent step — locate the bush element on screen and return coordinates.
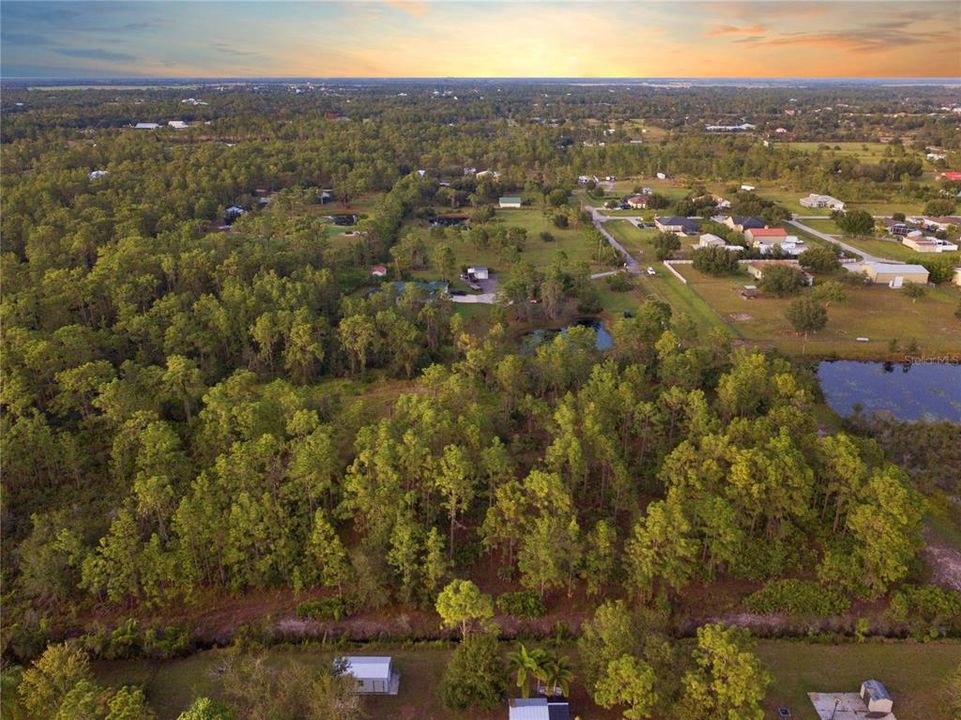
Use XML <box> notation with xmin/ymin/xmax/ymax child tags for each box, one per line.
<box><xmin>606</xmin><ymin>273</ymin><xmax>633</xmax><ymax>292</ymax></box>
<box><xmin>552</xmin><ymin>214</ymin><xmax>569</xmax><ymax>228</ymax></box>
<box><xmin>496</xmin><ymin>591</ymin><xmax>547</xmax><ymax>618</ymax></box>
<box><xmin>924</xmin><ymin>198</ymin><xmax>956</xmax><ymax>216</ymax></box>
<box><xmin>888</xmin><ymin>584</ymin><xmax>961</xmax><ymax>638</ymax></box>
<box><xmin>835</xmin><ymin>209</ymin><xmax>875</xmax><ymax>236</ymax></box>
<box><xmin>539</xmin><ymin>231</ymin><xmax>555</xmax><ymax>242</ymax></box>
<box><xmin>296</xmin><ymin>597</ymin><xmax>352</xmax><ymax>621</ymax></box>
<box><xmin>799</xmin><ymin>246</ymin><xmax>841</xmax><ymax>273</ymax></box>
<box><xmin>438</xmin><ymin>633</ymin><xmax>505</xmax><ymax>711</ymax></box>
<box><xmin>759</xmin><ymin>264</ymin><xmax>806</xmax><ymax>296</ymax></box>
<box><xmin>653</xmin><ymin>232</ymin><xmax>681</xmax><ymax>260</ymax></box>
<box><xmin>745</xmin><ymin>580</ymin><xmax>850</xmax><ymax>616</ymax></box>
<box><xmin>692</xmin><ymin>246</ymin><xmax>739</xmax><ymax>275</ymax></box>
<box><xmin>786</xmin><ymin>296</ymin><xmax>828</xmax><ymax>335</ymax></box>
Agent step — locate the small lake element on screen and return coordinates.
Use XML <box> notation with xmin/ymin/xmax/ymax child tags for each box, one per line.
<box><xmin>522</xmin><ymin>317</ymin><xmax>612</xmax><ymax>353</ymax></box>
<box><xmin>817</xmin><ymin>361</ymin><xmax>961</xmax><ymax>423</ymax></box>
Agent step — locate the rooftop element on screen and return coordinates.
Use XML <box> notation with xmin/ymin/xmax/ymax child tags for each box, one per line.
<box><xmin>341</xmin><ymin>656</ymin><xmax>392</xmax><ymax>681</ymax></box>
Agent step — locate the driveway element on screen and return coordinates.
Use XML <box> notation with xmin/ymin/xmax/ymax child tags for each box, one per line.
<box><xmin>589</xmin><ymin>206</ymin><xmax>641</xmax><ymax>274</ymax></box>
<box><xmin>788</xmin><ymin>217</ymin><xmax>894</xmax><ymax>264</ymax></box>
<box><xmin>449</xmin><ymin>274</ymin><xmax>500</xmax><ymax>304</ymax></box>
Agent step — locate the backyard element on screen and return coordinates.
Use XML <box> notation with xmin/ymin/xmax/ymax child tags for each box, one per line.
<box><xmin>93</xmin><ymin>640</ymin><xmax>961</xmax><ymax>720</ymax></box>
<box><xmin>662</xmin><ymin>264</ymin><xmax>961</xmax><ymax>359</ymax></box>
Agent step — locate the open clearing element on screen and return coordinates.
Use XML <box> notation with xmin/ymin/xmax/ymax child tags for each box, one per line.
<box><xmin>93</xmin><ymin>640</ymin><xmax>961</xmax><ymax>720</ymax></box>
<box><xmin>666</xmin><ymin>265</ymin><xmax>961</xmax><ymax>359</ymax></box>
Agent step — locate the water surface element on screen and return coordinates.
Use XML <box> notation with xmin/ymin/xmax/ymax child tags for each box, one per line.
<box><xmin>817</xmin><ymin>361</ymin><xmax>961</xmax><ymax>423</ymax></box>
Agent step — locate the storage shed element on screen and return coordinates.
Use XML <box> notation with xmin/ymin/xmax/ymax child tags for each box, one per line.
<box><xmin>340</xmin><ymin>656</ymin><xmax>399</xmax><ymax>694</ymax></box>
<box><xmin>860</xmin><ymin>679</ymin><xmax>893</xmax><ymax>714</ymax></box>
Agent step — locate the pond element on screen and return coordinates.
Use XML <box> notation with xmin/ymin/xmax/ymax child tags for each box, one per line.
<box><xmin>817</xmin><ymin>361</ymin><xmax>961</xmax><ymax>423</ymax></box>
<box><xmin>521</xmin><ymin>317</ymin><xmax>612</xmax><ymax>353</ymax></box>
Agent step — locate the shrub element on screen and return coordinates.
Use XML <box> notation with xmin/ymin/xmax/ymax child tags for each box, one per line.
<box><xmin>552</xmin><ymin>214</ymin><xmax>569</xmax><ymax>229</ymax></box>
<box><xmin>652</xmin><ymin>232</ymin><xmax>681</xmax><ymax>260</ymax></box>
<box><xmin>759</xmin><ymin>264</ymin><xmax>806</xmax><ymax>296</ymax></box>
<box><xmin>296</xmin><ymin>597</ymin><xmax>352</xmax><ymax>621</ymax></box>
<box><xmin>888</xmin><ymin>584</ymin><xmax>961</xmax><ymax>638</ymax></box>
<box><xmin>745</xmin><ymin>579</ymin><xmax>850</xmax><ymax>616</ymax></box>
<box><xmin>496</xmin><ymin>591</ymin><xmax>547</xmax><ymax>618</ymax></box>
<box><xmin>438</xmin><ymin>633</ymin><xmax>505</xmax><ymax>711</ymax></box>
<box><xmin>606</xmin><ymin>273</ymin><xmax>633</xmax><ymax>292</ymax></box>
<box><xmin>539</xmin><ymin>231</ymin><xmax>555</xmax><ymax>243</ymax></box>
<box><xmin>924</xmin><ymin>198</ymin><xmax>956</xmax><ymax>216</ymax></box>
<box><xmin>692</xmin><ymin>246</ymin><xmax>739</xmax><ymax>275</ymax></box>
<box><xmin>799</xmin><ymin>246</ymin><xmax>841</xmax><ymax>273</ymax></box>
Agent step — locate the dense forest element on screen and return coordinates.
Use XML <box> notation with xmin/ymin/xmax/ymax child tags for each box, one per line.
<box><xmin>2</xmin><ymin>81</ymin><xmax>960</xmax><ymax>720</ymax></box>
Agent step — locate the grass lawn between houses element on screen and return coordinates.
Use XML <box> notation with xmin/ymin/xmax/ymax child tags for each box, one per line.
<box><xmin>408</xmin><ymin>207</ymin><xmax>608</xmax><ymax>277</ymax></box>
<box><xmin>661</xmin><ymin>264</ymin><xmax>961</xmax><ymax>359</ymax></box>
<box><xmin>93</xmin><ymin>640</ymin><xmax>961</xmax><ymax>720</ymax></box>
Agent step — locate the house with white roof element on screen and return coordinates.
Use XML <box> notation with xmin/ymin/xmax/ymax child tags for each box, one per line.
<box><xmin>799</xmin><ymin>194</ymin><xmax>845</xmax><ymax>211</ymax></box>
<box><xmin>508</xmin><ymin>697</ymin><xmax>571</xmax><ymax>720</ymax></box>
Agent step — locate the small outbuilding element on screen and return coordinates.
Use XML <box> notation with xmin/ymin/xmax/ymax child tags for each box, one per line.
<box><xmin>340</xmin><ymin>656</ymin><xmax>399</xmax><ymax>695</ymax></box>
<box><xmin>467</xmin><ymin>265</ymin><xmax>489</xmax><ymax>280</ymax></box>
<box><xmin>499</xmin><ymin>196</ymin><xmax>522</xmax><ymax>209</ymax></box>
<box><xmin>508</xmin><ymin>697</ymin><xmax>571</xmax><ymax>720</ymax></box>
<box><xmin>860</xmin><ymin>680</ymin><xmax>893</xmax><ymax>714</ymax></box>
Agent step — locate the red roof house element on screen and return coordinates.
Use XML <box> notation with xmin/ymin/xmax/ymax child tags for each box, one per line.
<box><xmin>938</xmin><ymin>171</ymin><xmax>961</xmax><ymax>182</ymax></box>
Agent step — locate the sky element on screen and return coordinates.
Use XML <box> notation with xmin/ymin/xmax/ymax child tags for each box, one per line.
<box><xmin>2</xmin><ymin>1</ymin><xmax>960</xmax><ymax>79</ymax></box>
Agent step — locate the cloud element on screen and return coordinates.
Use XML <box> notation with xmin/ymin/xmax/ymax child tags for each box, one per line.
<box><xmin>384</xmin><ymin>1</ymin><xmax>428</xmax><ymax>18</ymax></box>
<box><xmin>211</xmin><ymin>42</ymin><xmax>266</xmax><ymax>60</ymax></box>
<box><xmin>707</xmin><ymin>23</ymin><xmax>766</xmax><ymax>36</ymax></box>
<box><xmin>1</xmin><ymin>32</ymin><xmax>50</xmax><ymax>45</ymax></box>
<box><xmin>54</xmin><ymin>48</ymin><xmax>138</xmax><ymax>62</ymax></box>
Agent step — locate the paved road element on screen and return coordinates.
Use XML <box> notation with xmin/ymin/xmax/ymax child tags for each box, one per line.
<box><xmin>589</xmin><ymin>206</ymin><xmax>641</xmax><ymax>274</ymax></box>
<box><xmin>788</xmin><ymin>218</ymin><xmax>894</xmax><ymax>264</ymax></box>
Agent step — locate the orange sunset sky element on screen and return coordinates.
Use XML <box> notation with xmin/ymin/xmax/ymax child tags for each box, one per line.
<box><xmin>2</xmin><ymin>1</ymin><xmax>960</xmax><ymax>78</ymax></box>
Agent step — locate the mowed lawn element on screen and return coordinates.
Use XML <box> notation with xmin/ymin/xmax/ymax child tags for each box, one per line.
<box><xmin>758</xmin><ymin>640</ymin><xmax>961</xmax><ymax>720</ymax></box>
<box><xmin>409</xmin><ymin>208</ymin><xmax>605</xmax><ymax>274</ymax></box>
<box><xmin>835</xmin><ymin>236</ymin><xmax>961</xmax><ymax>266</ymax></box>
<box><xmin>672</xmin><ymin>265</ymin><xmax>961</xmax><ymax>358</ymax></box>
<box><xmin>604</xmin><ymin>220</ymin><xmax>657</xmax><ymax>259</ymax></box>
<box><xmin>93</xmin><ymin>640</ymin><xmax>961</xmax><ymax>720</ymax></box>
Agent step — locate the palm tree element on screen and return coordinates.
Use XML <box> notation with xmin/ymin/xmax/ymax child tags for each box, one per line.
<box><xmin>541</xmin><ymin>651</ymin><xmax>574</xmax><ymax>698</ymax></box>
<box><xmin>507</xmin><ymin>643</ymin><xmax>547</xmax><ymax>699</ymax></box>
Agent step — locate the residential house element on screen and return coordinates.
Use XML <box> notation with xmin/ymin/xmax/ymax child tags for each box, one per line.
<box><xmin>134</xmin><ymin>122</ymin><xmax>160</xmax><ymax>130</ymax></box>
<box><xmin>711</xmin><ymin>194</ymin><xmax>732</xmax><ymax>209</ymax></box>
<box><xmin>859</xmin><ymin>262</ymin><xmax>929</xmax><ymax>286</ymax></box>
<box><xmin>340</xmin><ymin>657</ymin><xmax>399</xmax><ymax>695</ymax></box>
<box><xmin>499</xmin><ymin>196</ymin><xmax>522</xmax><ymax>209</ymax></box>
<box><xmin>902</xmin><ymin>235</ymin><xmax>959</xmax><ymax>253</ymax></box>
<box><xmin>937</xmin><ymin>171</ymin><xmax>961</xmax><ymax>182</ymax></box>
<box><xmin>508</xmin><ymin>697</ymin><xmax>571</xmax><ymax>720</ymax></box>
<box><xmin>705</xmin><ymin>123</ymin><xmax>755</xmax><ymax>132</ymax></box>
<box><xmin>626</xmin><ymin>195</ymin><xmax>649</xmax><ymax>209</ymax></box>
<box><xmin>799</xmin><ymin>193</ymin><xmax>845</xmax><ymax>211</ymax></box>
<box><xmin>655</xmin><ymin>172</ymin><xmax>667</xmax><ymax>180</ymax></box>
<box><xmin>467</xmin><ymin>266</ymin><xmax>489</xmax><ymax>280</ymax></box>
<box><xmin>654</xmin><ymin>216</ymin><xmax>700</xmax><ymax>236</ymax></box>
<box><xmin>881</xmin><ymin>218</ymin><xmax>914</xmax><ymax>236</ymax></box>
<box><xmin>168</xmin><ymin>120</ymin><xmax>188</xmax><ymax>129</ymax></box>
<box><xmin>724</xmin><ymin>216</ymin><xmax>767</xmax><ymax>232</ymax></box>
<box><xmin>921</xmin><ymin>216</ymin><xmax>961</xmax><ymax>232</ymax></box>
<box><xmin>88</xmin><ymin>170</ymin><xmax>109</xmax><ymax>180</ymax></box>
<box><xmin>695</xmin><ymin>234</ymin><xmax>743</xmax><ymax>252</ymax></box>
<box><xmin>749</xmin><ymin>230</ymin><xmax>806</xmax><ymax>257</ymax></box>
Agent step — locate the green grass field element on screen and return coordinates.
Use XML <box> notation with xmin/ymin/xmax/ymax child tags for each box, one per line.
<box><xmin>672</xmin><ymin>264</ymin><xmax>961</xmax><ymax>358</ymax></box>
<box><xmin>93</xmin><ymin>640</ymin><xmax>961</xmax><ymax>720</ymax></box>
<box><xmin>782</xmin><ymin>141</ymin><xmax>915</xmax><ymax>163</ymax></box>
<box><xmin>406</xmin><ymin>208</ymin><xmax>611</xmax><ymax>287</ymax></box>
<box><xmin>637</xmin><ymin>269</ymin><xmax>732</xmax><ymax>340</ymax></box>
<box><xmin>758</xmin><ymin>640</ymin><xmax>961</xmax><ymax>720</ymax></box>
<box><xmin>835</xmin><ymin>236</ymin><xmax>961</xmax><ymax>265</ymax></box>
<box><xmin>604</xmin><ymin>220</ymin><xmax>657</xmax><ymax>259</ymax></box>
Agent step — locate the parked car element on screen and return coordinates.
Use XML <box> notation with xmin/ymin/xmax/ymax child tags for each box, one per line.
<box><xmin>450</xmin><ymin>290</ymin><xmax>467</xmax><ymax>296</ymax></box>
<box><xmin>646</xmin><ymin>266</ymin><xmax>657</xmax><ymax>276</ymax></box>
<box><xmin>469</xmin><ymin>283</ymin><xmax>482</xmax><ymax>291</ymax></box>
